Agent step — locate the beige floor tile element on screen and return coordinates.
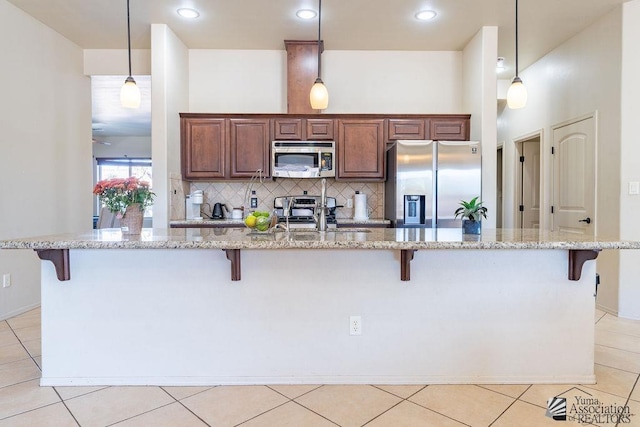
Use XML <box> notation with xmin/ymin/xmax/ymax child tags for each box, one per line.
<box><xmin>595</xmin><ymin>309</ymin><xmax>606</xmax><ymax>323</ymax></box>
<box><xmin>33</xmin><ymin>356</ymin><xmax>42</xmax><ymax>370</ymax></box>
<box><xmin>21</xmin><ymin>339</ymin><xmax>41</xmax><ymax>358</ymax></box>
<box><xmin>0</xmin><ymin>379</ymin><xmax>60</xmax><ymax>420</ymax></box>
<box><xmin>595</xmin><ymin>329</ymin><xmax>640</xmax><ymax>354</ymax></box>
<box><xmin>241</xmin><ymin>401</ymin><xmax>336</xmax><ymax>427</ymax></box>
<box><xmin>595</xmin><ymin>345</ymin><xmax>640</xmax><ymax>373</ymax></box>
<box><xmin>54</xmin><ymin>385</ymin><xmax>108</xmax><ymax>401</ymax></box>
<box><xmin>0</xmin><ymin>321</ymin><xmax>8</xmax><ymax>332</ymax></box>
<box><xmin>112</xmin><ymin>402</ymin><xmax>208</xmax><ymax>427</ymax></box>
<box><xmin>0</xmin><ymin>402</ymin><xmax>76</xmax><ymax>427</ymax></box>
<box><xmin>491</xmin><ymin>400</ymin><xmax>562</xmax><ymax>427</ymax></box>
<box><xmin>582</xmin><ymin>364</ymin><xmax>639</xmax><ymax>398</ymax></box>
<box><xmin>624</xmin><ymin>399</ymin><xmax>639</xmax><ymax>424</ymax></box>
<box><xmin>268</xmin><ymin>384</ymin><xmax>322</xmax><ymax>399</ymax></box>
<box><xmin>11</xmin><ymin>325</ymin><xmax>40</xmax><ymax>343</ymax></box>
<box><xmin>374</xmin><ymin>385</ymin><xmax>426</xmax><ymax>399</ymax></box>
<box><xmin>65</xmin><ymin>386</ymin><xmax>174</xmax><ymax>427</ymax></box>
<box><xmin>6</xmin><ymin>310</ymin><xmax>41</xmax><ymax>331</ymax></box>
<box><xmin>596</xmin><ymin>315</ymin><xmax>640</xmax><ymax>338</ymax></box>
<box><xmin>181</xmin><ymin>385</ymin><xmax>288</xmax><ymax>427</ymax></box>
<box><xmin>366</xmin><ymin>400</ymin><xmax>466</xmax><ymax>427</ymax></box>
<box><xmin>631</xmin><ymin>382</ymin><xmax>640</xmax><ymax>402</ymax></box>
<box><xmin>408</xmin><ymin>385</ymin><xmax>513</xmax><ymax>426</ymax></box>
<box><xmin>477</xmin><ymin>384</ymin><xmax>531</xmax><ymax>398</ymax></box>
<box><xmin>0</xmin><ymin>358</ymin><xmax>41</xmax><ymax>388</ymax></box>
<box><xmin>0</xmin><ymin>342</ymin><xmax>30</xmax><ymax>365</ymax></box>
<box><xmin>161</xmin><ymin>386</ymin><xmax>212</xmax><ymax>401</ymax></box>
<box><xmin>295</xmin><ymin>385</ymin><xmax>402</xmax><ymax>427</ymax></box>
<box><xmin>0</xmin><ymin>329</ymin><xmax>19</xmax><ymax>347</ymax></box>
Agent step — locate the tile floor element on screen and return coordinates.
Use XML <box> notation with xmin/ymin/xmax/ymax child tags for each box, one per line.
<box><xmin>0</xmin><ymin>308</ymin><xmax>638</xmax><ymax>426</ymax></box>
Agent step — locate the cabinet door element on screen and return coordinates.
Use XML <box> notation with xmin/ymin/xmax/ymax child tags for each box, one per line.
<box><xmin>181</xmin><ymin>118</ymin><xmax>226</xmax><ymax>180</ymax></box>
<box><xmin>307</xmin><ymin>119</ymin><xmax>334</xmax><ymax>140</ymax></box>
<box><xmin>274</xmin><ymin>118</ymin><xmax>303</xmax><ymax>140</ymax></box>
<box><xmin>229</xmin><ymin>119</ymin><xmax>270</xmax><ymax>178</ymax></box>
<box><xmin>387</xmin><ymin>119</ymin><xmax>426</xmax><ymax>140</ymax></box>
<box><xmin>430</xmin><ymin>118</ymin><xmax>469</xmax><ymax>140</ymax></box>
<box><xmin>337</xmin><ymin>119</ymin><xmax>385</xmax><ymax>180</ymax></box>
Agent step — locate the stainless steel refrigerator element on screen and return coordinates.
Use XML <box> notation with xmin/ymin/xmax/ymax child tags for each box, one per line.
<box><xmin>385</xmin><ymin>140</ymin><xmax>482</xmax><ymax>228</ymax></box>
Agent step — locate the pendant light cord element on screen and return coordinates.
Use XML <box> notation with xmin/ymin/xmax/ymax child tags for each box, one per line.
<box><xmin>127</xmin><ymin>0</ymin><xmax>132</xmax><ymax>78</ymax></box>
<box><xmin>317</xmin><ymin>0</ymin><xmax>322</xmax><ymax>80</ymax></box>
<box><xmin>514</xmin><ymin>0</ymin><xmax>519</xmax><ymax>77</ymax></box>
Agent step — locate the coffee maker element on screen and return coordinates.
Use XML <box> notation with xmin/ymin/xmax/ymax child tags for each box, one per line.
<box><xmin>185</xmin><ymin>190</ymin><xmax>204</xmax><ymax>220</ymax></box>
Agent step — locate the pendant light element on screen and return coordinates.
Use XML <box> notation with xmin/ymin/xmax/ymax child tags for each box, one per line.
<box><xmin>507</xmin><ymin>0</ymin><xmax>527</xmax><ymax>109</ymax></box>
<box><xmin>309</xmin><ymin>0</ymin><xmax>329</xmax><ymax>110</ymax></box>
<box><xmin>120</xmin><ymin>0</ymin><xmax>141</xmax><ymax>108</ymax></box>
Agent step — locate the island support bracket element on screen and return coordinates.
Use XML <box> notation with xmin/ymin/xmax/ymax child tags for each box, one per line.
<box><xmin>35</xmin><ymin>249</ymin><xmax>70</xmax><ymax>281</ymax></box>
<box><xmin>224</xmin><ymin>249</ymin><xmax>241</xmax><ymax>281</ymax></box>
<box><xmin>568</xmin><ymin>249</ymin><xmax>601</xmax><ymax>281</ymax></box>
<box><xmin>401</xmin><ymin>249</ymin><xmax>416</xmax><ymax>281</ymax></box>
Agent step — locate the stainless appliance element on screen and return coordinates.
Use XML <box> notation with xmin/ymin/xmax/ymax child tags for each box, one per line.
<box><xmin>272</xmin><ymin>141</ymin><xmax>335</xmax><ymax>178</ymax></box>
<box><xmin>273</xmin><ymin>195</ymin><xmax>337</xmax><ymax>228</ymax></box>
<box><xmin>385</xmin><ymin>140</ymin><xmax>481</xmax><ymax>228</ymax></box>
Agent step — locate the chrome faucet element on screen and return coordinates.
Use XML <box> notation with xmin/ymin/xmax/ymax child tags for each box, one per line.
<box><xmin>275</xmin><ymin>197</ymin><xmax>295</xmax><ymax>232</ymax></box>
<box><xmin>316</xmin><ymin>178</ymin><xmax>328</xmax><ymax>232</ymax></box>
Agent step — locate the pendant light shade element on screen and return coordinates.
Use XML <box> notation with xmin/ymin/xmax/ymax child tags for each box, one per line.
<box><xmin>507</xmin><ymin>0</ymin><xmax>526</xmax><ymax>109</ymax></box>
<box><xmin>121</xmin><ymin>0</ymin><xmax>140</xmax><ymax>109</ymax></box>
<box><xmin>309</xmin><ymin>0</ymin><xmax>328</xmax><ymax>110</ymax></box>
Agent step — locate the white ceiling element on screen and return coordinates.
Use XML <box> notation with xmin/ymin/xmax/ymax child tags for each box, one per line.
<box><xmin>7</xmin><ymin>0</ymin><xmax>629</xmax><ymax>138</ymax></box>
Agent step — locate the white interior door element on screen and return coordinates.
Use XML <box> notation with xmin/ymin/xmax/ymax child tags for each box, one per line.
<box><xmin>552</xmin><ymin>115</ymin><xmax>596</xmax><ymax>236</ymax></box>
<box><xmin>520</xmin><ymin>138</ymin><xmax>541</xmax><ymax>228</ymax></box>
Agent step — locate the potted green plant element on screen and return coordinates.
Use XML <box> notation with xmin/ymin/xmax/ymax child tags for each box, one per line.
<box><xmin>454</xmin><ymin>196</ymin><xmax>487</xmax><ymax>234</ymax></box>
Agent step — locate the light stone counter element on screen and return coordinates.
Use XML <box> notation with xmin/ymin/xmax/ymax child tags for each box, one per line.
<box><xmin>169</xmin><ymin>218</ymin><xmax>391</xmax><ymax>228</ymax></box>
<box><xmin>1</xmin><ymin>227</ymin><xmax>637</xmax><ymax>251</ymax></box>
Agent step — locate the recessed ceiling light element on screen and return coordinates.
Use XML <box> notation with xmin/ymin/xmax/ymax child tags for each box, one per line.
<box><xmin>496</xmin><ymin>57</ymin><xmax>506</xmax><ymax>72</ymax></box>
<box><xmin>177</xmin><ymin>8</ymin><xmax>200</xmax><ymax>19</ymax></box>
<box><xmin>296</xmin><ymin>9</ymin><xmax>317</xmax><ymax>20</ymax></box>
<box><xmin>415</xmin><ymin>10</ymin><xmax>437</xmax><ymax>21</ymax></box>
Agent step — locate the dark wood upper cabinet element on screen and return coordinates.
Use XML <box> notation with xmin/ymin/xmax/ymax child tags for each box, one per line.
<box><xmin>273</xmin><ymin>118</ymin><xmax>303</xmax><ymax>140</ymax></box>
<box><xmin>387</xmin><ymin>119</ymin><xmax>426</xmax><ymax>140</ymax></box>
<box><xmin>181</xmin><ymin>118</ymin><xmax>226</xmax><ymax>179</ymax></box>
<box><xmin>229</xmin><ymin>119</ymin><xmax>270</xmax><ymax>178</ymax></box>
<box><xmin>337</xmin><ymin>119</ymin><xmax>386</xmax><ymax>181</ymax></box>
<box><xmin>307</xmin><ymin>119</ymin><xmax>334</xmax><ymax>140</ymax></box>
<box><xmin>430</xmin><ymin>118</ymin><xmax>469</xmax><ymax>141</ymax></box>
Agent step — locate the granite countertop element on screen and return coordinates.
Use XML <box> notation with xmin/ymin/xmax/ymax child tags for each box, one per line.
<box><xmin>169</xmin><ymin>218</ymin><xmax>391</xmax><ymax>227</ymax></box>
<box><xmin>1</xmin><ymin>228</ymin><xmax>638</xmax><ymax>251</ymax></box>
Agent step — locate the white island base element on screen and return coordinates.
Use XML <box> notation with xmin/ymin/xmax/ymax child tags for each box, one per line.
<box><xmin>40</xmin><ymin>248</ymin><xmax>596</xmax><ymax>386</ymax></box>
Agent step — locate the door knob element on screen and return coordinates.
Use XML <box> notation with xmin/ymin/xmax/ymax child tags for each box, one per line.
<box><xmin>579</xmin><ymin>217</ymin><xmax>592</xmax><ymax>224</ymax></box>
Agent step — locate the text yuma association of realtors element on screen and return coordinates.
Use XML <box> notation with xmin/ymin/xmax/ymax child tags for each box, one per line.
<box><xmin>568</xmin><ymin>395</ymin><xmax>633</xmax><ymax>424</ymax></box>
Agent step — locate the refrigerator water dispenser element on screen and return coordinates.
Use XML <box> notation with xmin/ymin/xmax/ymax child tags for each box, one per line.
<box><xmin>404</xmin><ymin>195</ymin><xmax>425</xmax><ymax>225</ymax></box>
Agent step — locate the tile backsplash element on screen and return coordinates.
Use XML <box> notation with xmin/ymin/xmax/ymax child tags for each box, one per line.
<box><xmin>172</xmin><ymin>179</ymin><xmax>385</xmax><ymax>220</ymax></box>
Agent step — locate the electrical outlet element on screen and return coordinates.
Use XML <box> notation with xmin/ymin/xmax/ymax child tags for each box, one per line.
<box><xmin>2</xmin><ymin>273</ymin><xmax>11</xmax><ymax>288</ymax></box>
<box><xmin>346</xmin><ymin>198</ymin><xmax>353</xmax><ymax>209</ymax></box>
<box><xmin>349</xmin><ymin>316</ymin><xmax>362</xmax><ymax>335</ymax></box>
<box><xmin>629</xmin><ymin>182</ymin><xmax>640</xmax><ymax>195</ymax></box>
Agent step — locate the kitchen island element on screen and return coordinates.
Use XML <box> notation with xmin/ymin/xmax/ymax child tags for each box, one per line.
<box><xmin>1</xmin><ymin>228</ymin><xmax>637</xmax><ymax>386</ymax></box>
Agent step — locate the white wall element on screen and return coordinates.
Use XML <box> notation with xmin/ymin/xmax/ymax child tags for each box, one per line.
<box><xmin>0</xmin><ymin>0</ymin><xmax>92</xmax><ymax>319</ymax></box>
<box><xmin>618</xmin><ymin>0</ymin><xmax>640</xmax><ymax>319</ymax></box>
<box><xmin>84</xmin><ymin>49</ymin><xmax>151</xmax><ymax>76</ymax></box>
<box><xmin>189</xmin><ymin>50</ymin><xmax>464</xmax><ymax>113</ymax></box>
<box><xmin>92</xmin><ymin>136</ymin><xmax>152</xmax><ymax>158</ymax></box>
<box><xmin>497</xmin><ymin>7</ymin><xmax>623</xmax><ymax>315</ymax></box>
<box><xmin>151</xmin><ymin>24</ymin><xmax>189</xmax><ymax>227</ymax></box>
<box><xmin>463</xmin><ymin>27</ymin><xmax>498</xmax><ymax>228</ymax></box>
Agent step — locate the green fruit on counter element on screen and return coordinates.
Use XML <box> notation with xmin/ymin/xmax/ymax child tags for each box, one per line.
<box><xmin>255</xmin><ymin>216</ymin><xmax>271</xmax><ymax>231</ymax></box>
<box><xmin>254</xmin><ymin>211</ymin><xmax>269</xmax><ymax>217</ymax></box>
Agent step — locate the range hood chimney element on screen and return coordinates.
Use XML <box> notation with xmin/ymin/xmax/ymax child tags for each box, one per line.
<box><xmin>284</xmin><ymin>40</ymin><xmax>324</xmax><ymax>114</ymax></box>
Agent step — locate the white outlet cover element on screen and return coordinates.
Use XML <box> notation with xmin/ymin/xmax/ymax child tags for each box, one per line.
<box><xmin>629</xmin><ymin>182</ymin><xmax>640</xmax><ymax>195</ymax></box>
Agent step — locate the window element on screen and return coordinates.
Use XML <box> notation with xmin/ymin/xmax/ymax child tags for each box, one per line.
<box><xmin>95</xmin><ymin>158</ymin><xmax>153</xmax><ymax>217</ymax></box>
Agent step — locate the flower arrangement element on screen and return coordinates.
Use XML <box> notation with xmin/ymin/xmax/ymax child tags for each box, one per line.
<box><xmin>93</xmin><ymin>177</ymin><xmax>155</xmax><ymax>216</ymax></box>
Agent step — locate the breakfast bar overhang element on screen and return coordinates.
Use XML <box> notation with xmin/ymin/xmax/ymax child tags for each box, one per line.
<box><xmin>2</xmin><ymin>228</ymin><xmax>636</xmax><ymax>387</ymax></box>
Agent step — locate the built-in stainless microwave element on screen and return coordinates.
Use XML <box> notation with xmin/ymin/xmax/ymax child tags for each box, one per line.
<box><xmin>271</xmin><ymin>141</ymin><xmax>335</xmax><ymax>178</ymax></box>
